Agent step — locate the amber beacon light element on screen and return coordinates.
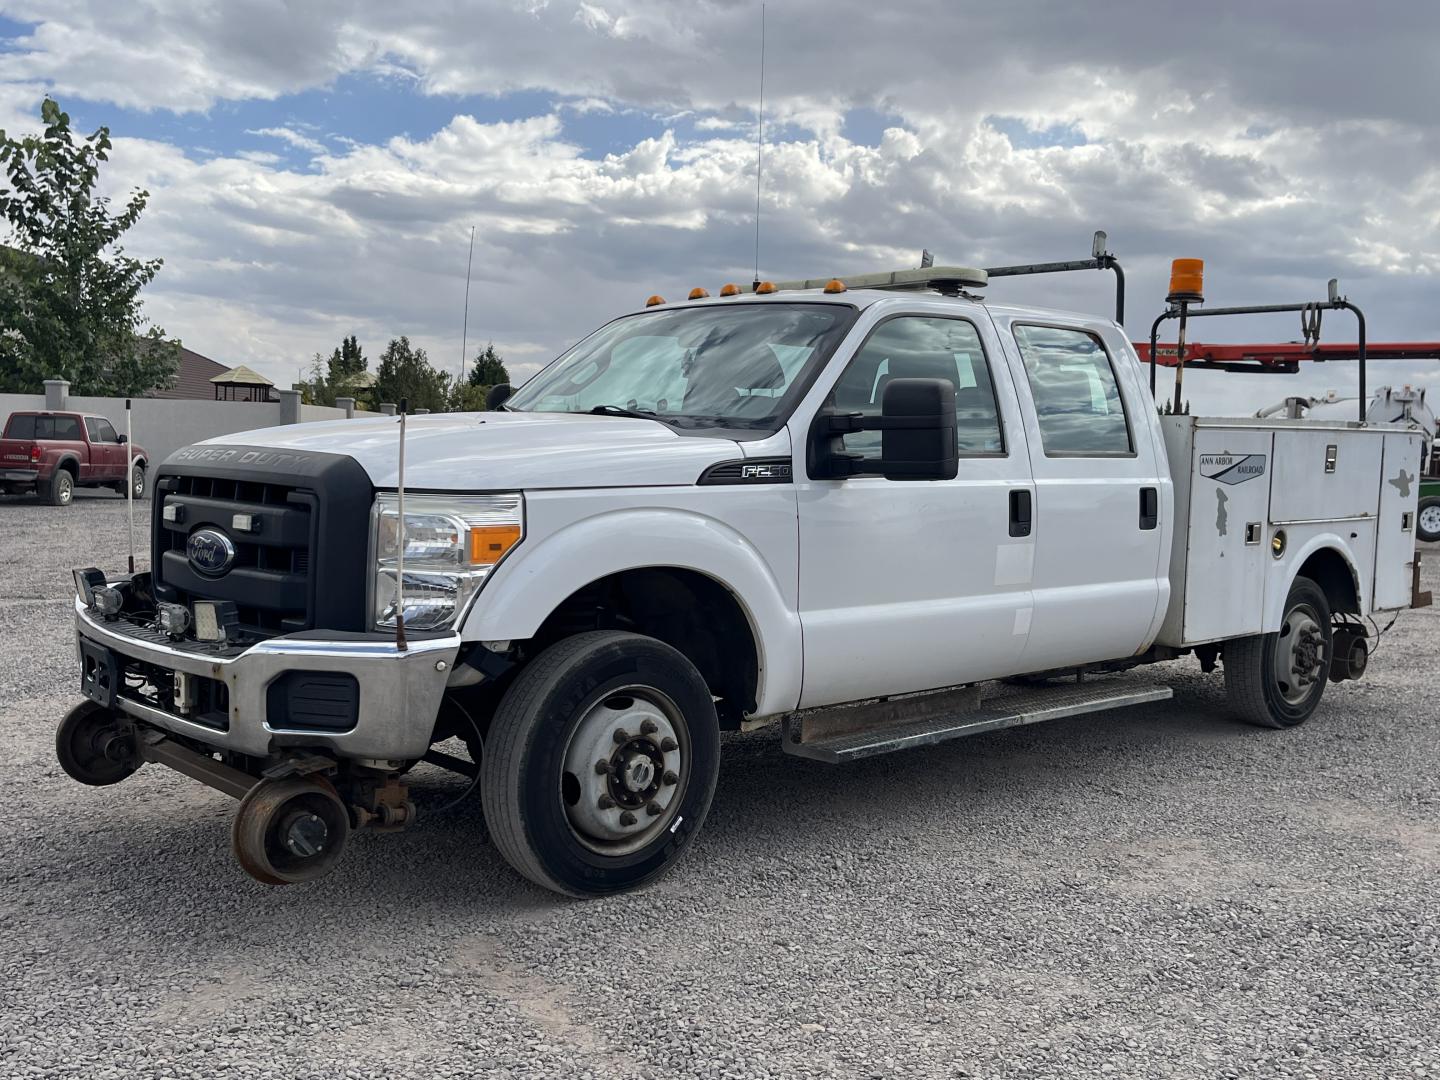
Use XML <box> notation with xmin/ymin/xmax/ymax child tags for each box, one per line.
<box><xmin>1167</xmin><ymin>258</ymin><xmax>1204</xmax><ymax>304</ymax></box>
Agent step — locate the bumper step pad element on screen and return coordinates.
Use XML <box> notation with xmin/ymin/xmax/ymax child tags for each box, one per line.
<box><xmin>782</xmin><ymin>678</ymin><xmax>1173</xmax><ymax>763</ymax></box>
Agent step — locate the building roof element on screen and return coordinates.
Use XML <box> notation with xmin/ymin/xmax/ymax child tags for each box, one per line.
<box><xmin>148</xmin><ymin>346</ymin><xmax>232</xmax><ymax>400</ymax></box>
<box><xmin>337</xmin><ymin>369</ymin><xmax>378</xmax><ymax>389</ymax></box>
<box><xmin>211</xmin><ymin>364</ymin><xmax>275</xmax><ymax>387</ymax></box>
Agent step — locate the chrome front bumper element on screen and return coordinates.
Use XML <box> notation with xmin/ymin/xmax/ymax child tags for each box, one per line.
<box><xmin>74</xmin><ymin>597</ymin><xmax>461</xmax><ymax>762</ymax></box>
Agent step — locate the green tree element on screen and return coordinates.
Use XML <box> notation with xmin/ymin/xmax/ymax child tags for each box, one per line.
<box><xmin>0</xmin><ymin>98</ymin><xmax>178</xmax><ymax>395</ymax></box>
<box><xmin>327</xmin><ymin>334</ymin><xmax>365</xmax><ymax>385</ymax></box>
<box><xmin>375</xmin><ymin>336</ymin><xmax>451</xmax><ymax>413</ymax></box>
<box><xmin>465</xmin><ymin>342</ymin><xmax>510</xmax><ymax>388</ymax></box>
<box><xmin>449</xmin><ymin>342</ymin><xmax>510</xmax><ymax>411</ymax></box>
<box><xmin>299</xmin><ymin>351</ymin><xmax>333</xmax><ymax>406</ymax></box>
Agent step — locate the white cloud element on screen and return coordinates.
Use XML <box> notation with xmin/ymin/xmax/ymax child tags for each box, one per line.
<box><xmin>0</xmin><ymin>0</ymin><xmax>1434</xmax><ymax>416</ymax></box>
<box><xmin>247</xmin><ymin>126</ymin><xmax>328</xmax><ymax>154</ymax></box>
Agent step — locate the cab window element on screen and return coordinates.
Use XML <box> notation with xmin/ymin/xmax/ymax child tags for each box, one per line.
<box><xmin>85</xmin><ymin>417</ymin><xmax>119</xmax><ymax>443</ymax></box>
<box><xmin>1013</xmin><ymin>324</ymin><xmax>1132</xmax><ymax>456</ymax></box>
<box><xmin>829</xmin><ymin>315</ymin><xmax>1004</xmax><ymax>458</ymax></box>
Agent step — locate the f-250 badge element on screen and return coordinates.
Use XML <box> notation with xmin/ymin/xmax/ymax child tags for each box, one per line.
<box><xmin>1199</xmin><ymin>453</ymin><xmax>1267</xmax><ymax>486</ymax></box>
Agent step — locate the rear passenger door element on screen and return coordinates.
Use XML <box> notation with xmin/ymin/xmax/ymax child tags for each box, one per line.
<box><xmin>990</xmin><ymin>318</ymin><xmax>1168</xmax><ymax>671</ymax></box>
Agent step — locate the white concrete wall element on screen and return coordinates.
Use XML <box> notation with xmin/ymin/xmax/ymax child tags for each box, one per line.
<box><xmin>0</xmin><ymin>392</ymin><xmax>352</xmax><ymax>468</ymax></box>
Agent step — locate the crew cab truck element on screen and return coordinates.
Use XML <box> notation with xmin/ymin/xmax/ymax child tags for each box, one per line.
<box><xmin>56</xmin><ymin>260</ymin><xmax>1430</xmax><ymax>897</ymax></box>
<box><xmin>1</xmin><ymin>410</ymin><xmax>148</xmax><ymax>505</ymax></box>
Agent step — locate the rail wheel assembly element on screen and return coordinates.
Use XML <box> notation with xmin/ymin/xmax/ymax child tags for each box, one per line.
<box><xmin>231</xmin><ymin>776</ymin><xmax>352</xmax><ymax>885</ymax></box>
<box><xmin>55</xmin><ymin>700</ymin><xmax>140</xmax><ymax>786</ymax></box>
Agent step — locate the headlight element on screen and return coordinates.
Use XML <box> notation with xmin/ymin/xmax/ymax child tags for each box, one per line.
<box><xmin>371</xmin><ymin>493</ymin><xmax>524</xmax><ymax>631</ymax></box>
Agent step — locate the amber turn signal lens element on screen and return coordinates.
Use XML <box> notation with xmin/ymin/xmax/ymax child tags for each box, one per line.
<box><xmin>719</xmin><ymin>283</ymin><xmax>741</xmax><ymax>297</ymax></box>
<box><xmin>688</xmin><ymin>287</ymin><xmax>710</xmax><ymax>300</ymax></box>
<box><xmin>1168</xmin><ymin>258</ymin><xmax>1204</xmax><ymax>302</ymax></box>
<box><xmin>755</xmin><ymin>281</ymin><xmax>777</xmax><ymax>294</ymax></box>
<box><xmin>645</xmin><ymin>295</ymin><xmax>665</xmax><ymax>307</ymax></box>
<box><xmin>468</xmin><ymin>524</ymin><xmax>523</xmax><ymax>564</ymax></box>
<box><xmin>823</xmin><ymin>278</ymin><xmax>847</xmax><ymax>294</ymax></box>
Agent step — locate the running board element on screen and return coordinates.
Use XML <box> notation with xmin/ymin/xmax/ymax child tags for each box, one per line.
<box><xmin>782</xmin><ymin>679</ymin><xmax>1173</xmax><ymax>763</ymax></box>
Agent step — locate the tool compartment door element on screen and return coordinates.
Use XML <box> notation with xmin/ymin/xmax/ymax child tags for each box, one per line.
<box><xmin>1375</xmin><ymin>431</ymin><xmax>1423</xmax><ymax>611</ymax></box>
<box><xmin>1270</xmin><ymin>430</ymin><xmax>1382</xmax><ymax>523</ymax></box>
<box><xmin>1182</xmin><ymin>429</ymin><xmax>1274</xmax><ymax>643</ymax></box>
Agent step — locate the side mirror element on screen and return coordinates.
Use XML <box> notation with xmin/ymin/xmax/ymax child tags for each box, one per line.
<box><xmin>115</xmin><ymin>433</ymin><xmax>128</xmax><ymax>444</ymax></box>
<box><xmin>879</xmin><ymin>378</ymin><xmax>958</xmax><ymax>481</ymax></box>
<box><xmin>807</xmin><ymin>377</ymin><xmax>958</xmax><ymax>480</ymax></box>
<box><xmin>486</xmin><ymin>383</ymin><xmax>513</xmax><ymax>410</ymax></box>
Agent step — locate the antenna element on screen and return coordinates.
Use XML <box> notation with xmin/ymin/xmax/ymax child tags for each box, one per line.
<box><xmin>125</xmin><ymin>398</ymin><xmax>135</xmax><ymax>575</ymax></box>
<box><xmin>751</xmin><ymin>4</ymin><xmax>766</xmax><ymax>291</ymax></box>
<box><xmin>459</xmin><ymin>224</ymin><xmax>476</xmax><ymax>384</ymax></box>
<box><xmin>394</xmin><ymin>397</ymin><xmax>409</xmax><ymax>653</ymax></box>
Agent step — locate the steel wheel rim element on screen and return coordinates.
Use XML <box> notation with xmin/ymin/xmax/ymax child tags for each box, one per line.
<box><xmin>1420</xmin><ymin>503</ymin><xmax>1440</xmax><ymax>535</ymax></box>
<box><xmin>1274</xmin><ymin>603</ymin><xmax>1325</xmax><ymax>706</ymax></box>
<box><xmin>560</xmin><ymin>685</ymin><xmax>688</xmax><ymax>856</ymax></box>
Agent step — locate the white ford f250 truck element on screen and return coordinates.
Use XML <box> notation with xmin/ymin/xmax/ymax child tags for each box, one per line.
<box><xmin>59</xmin><ymin>252</ymin><xmax>1431</xmax><ymax>897</ymax></box>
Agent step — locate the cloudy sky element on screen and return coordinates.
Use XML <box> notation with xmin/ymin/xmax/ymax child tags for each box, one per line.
<box><xmin>0</xmin><ymin>0</ymin><xmax>1436</xmax><ymax>416</ymax></box>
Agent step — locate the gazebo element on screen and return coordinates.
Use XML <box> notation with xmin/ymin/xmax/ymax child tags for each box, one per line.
<box><xmin>211</xmin><ymin>365</ymin><xmax>275</xmax><ymax>402</ymax></box>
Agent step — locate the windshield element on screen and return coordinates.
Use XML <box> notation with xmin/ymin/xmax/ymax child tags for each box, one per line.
<box><xmin>506</xmin><ymin>302</ymin><xmax>857</xmax><ymax>431</ymax></box>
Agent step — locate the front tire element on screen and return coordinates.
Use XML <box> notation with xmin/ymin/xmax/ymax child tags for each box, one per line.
<box><xmin>1224</xmin><ymin>575</ymin><xmax>1332</xmax><ymax>728</ymax></box>
<box><xmin>480</xmin><ymin>631</ymin><xmax>720</xmax><ymax>897</ymax></box>
<box><xmin>1419</xmin><ymin>496</ymin><xmax>1440</xmax><ymax>544</ymax></box>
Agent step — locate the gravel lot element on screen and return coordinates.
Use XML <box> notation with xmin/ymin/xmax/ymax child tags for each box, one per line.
<box><xmin>1</xmin><ymin>496</ymin><xmax>1437</xmax><ymax>1079</ymax></box>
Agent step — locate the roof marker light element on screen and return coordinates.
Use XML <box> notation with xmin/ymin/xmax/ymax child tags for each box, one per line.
<box><xmin>646</xmin><ymin>294</ymin><xmax>666</xmax><ymax>307</ymax></box>
<box><xmin>719</xmin><ymin>283</ymin><xmax>741</xmax><ymax>297</ymax></box>
<box><xmin>688</xmin><ymin>287</ymin><xmax>710</xmax><ymax>300</ymax></box>
<box><xmin>755</xmin><ymin>281</ymin><xmax>777</xmax><ymax>294</ymax></box>
<box><xmin>823</xmin><ymin>278</ymin><xmax>847</xmax><ymax>294</ymax></box>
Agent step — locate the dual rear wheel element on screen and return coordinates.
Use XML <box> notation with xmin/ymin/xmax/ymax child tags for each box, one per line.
<box><xmin>1224</xmin><ymin>576</ymin><xmax>1332</xmax><ymax>728</ymax></box>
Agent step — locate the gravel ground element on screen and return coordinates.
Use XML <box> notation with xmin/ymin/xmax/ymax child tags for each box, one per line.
<box><xmin>1</xmin><ymin>497</ymin><xmax>1437</xmax><ymax>1079</ymax></box>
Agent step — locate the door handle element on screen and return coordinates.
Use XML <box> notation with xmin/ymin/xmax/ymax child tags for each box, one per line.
<box><xmin>1139</xmin><ymin>486</ymin><xmax>1159</xmax><ymax>530</ymax></box>
<box><xmin>1009</xmin><ymin>490</ymin><xmax>1032</xmax><ymax>538</ymax></box>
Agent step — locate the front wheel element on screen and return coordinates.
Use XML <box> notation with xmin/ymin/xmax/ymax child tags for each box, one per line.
<box><xmin>1418</xmin><ymin>496</ymin><xmax>1440</xmax><ymax>544</ymax></box>
<box><xmin>480</xmin><ymin>631</ymin><xmax>720</xmax><ymax>897</ymax></box>
<box><xmin>1223</xmin><ymin>575</ymin><xmax>1332</xmax><ymax>728</ymax></box>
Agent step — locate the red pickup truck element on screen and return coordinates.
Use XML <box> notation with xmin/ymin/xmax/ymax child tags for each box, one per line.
<box><xmin>0</xmin><ymin>411</ymin><xmax>149</xmax><ymax>506</ymax></box>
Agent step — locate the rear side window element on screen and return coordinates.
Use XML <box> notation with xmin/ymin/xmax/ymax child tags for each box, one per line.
<box><xmin>42</xmin><ymin>415</ymin><xmax>82</xmax><ymax>440</ymax></box>
<box><xmin>1013</xmin><ymin>324</ymin><xmax>1132</xmax><ymax>455</ymax></box>
<box><xmin>5</xmin><ymin>414</ymin><xmax>36</xmax><ymax>439</ymax></box>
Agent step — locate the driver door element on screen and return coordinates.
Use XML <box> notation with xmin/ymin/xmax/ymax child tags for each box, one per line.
<box><xmin>794</xmin><ymin>310</ymin><xmax>1036</xmax><ymax>709</ymax></box>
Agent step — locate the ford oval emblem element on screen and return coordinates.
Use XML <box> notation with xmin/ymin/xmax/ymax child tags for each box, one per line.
<box><xmin>187</xmin><ymin>528</ymin><xmax>237</xmax><ymax>576</ymax></box>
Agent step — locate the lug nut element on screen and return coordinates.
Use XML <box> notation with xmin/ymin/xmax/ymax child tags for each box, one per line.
<box><xmin>663</xmin><ymin>770</ymin><xmax>678</xmax><ymax>786</ymax></box>
<box><xmin>598</xmin><ymin>794</ymin><xmax>616</xmax><ymax>810</ymax></box>
<box><xmin>612</xmin><ymin>729</ymin><xmax>630</xmax><ymax>745</ymax></box>
<box><xmin>619</xmin><ymin>810</ymin><xmax>637</xmax><ymax>826</ymax></box>
<box><xmin>645</xmin><ymin>801</ymin><xmax>662</xmax><ymax>817</ymax></box>
<box><xmin>640</xmin><ymin>718</ymin><xmax>658</xmax><ymax>735</ymax></box>
<box><xmin>660</xmin><ymin>737</ymin><xmax>677</xmax><ymax>752</ymax></box>
<box><xmin>594</xmin><ymin>759</ymin><xmax>611</xmax><ymax>775</ymax></box>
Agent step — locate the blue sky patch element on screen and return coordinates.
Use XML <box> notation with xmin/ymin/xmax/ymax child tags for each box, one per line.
<box><xmin>987</xmin><ymin>115</ymin><xmax>1088</xmax><ymax>149</ymax></box>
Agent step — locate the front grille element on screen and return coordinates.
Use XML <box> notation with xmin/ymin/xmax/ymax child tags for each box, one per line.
<box><xmin>152</xmin><ymin>445</ymin><xmax>375</xmax><ymax>638</ymax></box>
<box><xmin>157</xmin><ymin>475</ymin><xmax>314</xmax><ymax>633</ymax></box>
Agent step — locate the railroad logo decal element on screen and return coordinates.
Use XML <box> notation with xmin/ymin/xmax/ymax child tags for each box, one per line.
<box><xmin>1199</xmin><ymin>453</ymin><xmax>1267</xmax><ymax>486</ymax></box>
<box><xmin>187</xmin><ymin>528</ymin><xmax>237</xmax><ymax>576</ymax></box>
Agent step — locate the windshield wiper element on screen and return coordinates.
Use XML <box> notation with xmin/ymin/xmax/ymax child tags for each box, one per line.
<box><xmin>584</xmin><ymin>404</ymin><xmax>677</xmax><ymax>424</ymax></box>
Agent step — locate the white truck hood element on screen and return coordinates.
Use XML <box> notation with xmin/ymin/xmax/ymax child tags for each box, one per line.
<box><xmin>197</xmin><ymin>410</ymin><xmax>744</xmax><ymax>489</ymax></box>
